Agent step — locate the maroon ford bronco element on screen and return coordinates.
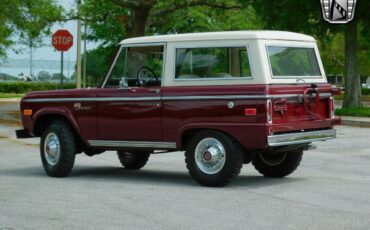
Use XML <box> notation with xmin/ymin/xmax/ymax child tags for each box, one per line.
<box><xmin>16</xmin><ymin>31</ymin><xmax>339</xmax><ymax>187</ymax></box>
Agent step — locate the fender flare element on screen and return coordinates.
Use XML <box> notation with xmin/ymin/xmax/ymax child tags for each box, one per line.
<box><xmin>176</xmin><ymin>123</ymin><xmax>238</xmax><ymax>149</ymax></box>
<box><xmin>32</xmin><ymin>106</ymin><xmax>81</xmax><ymax>136</ymax></box>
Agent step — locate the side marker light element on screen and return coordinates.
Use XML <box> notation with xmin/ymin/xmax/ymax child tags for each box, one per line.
<box><xmin>23</xmin><ymin>109</ymin><xmax>33</xmax><ymax>116</ymax></box>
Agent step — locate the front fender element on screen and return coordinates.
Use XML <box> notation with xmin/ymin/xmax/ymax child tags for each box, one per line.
<box><xmin>30</xmin><ymin>106</ymin><xmax>81</xmax><ymax>136</ymax></box>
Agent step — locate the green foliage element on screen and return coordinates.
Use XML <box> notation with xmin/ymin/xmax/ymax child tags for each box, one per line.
<box><xmin>152</xmin><ymin>5</ymin><xmax>262</xmax><ymax>34</ymax></box>
<box><xmin>362</xmin><ymin>88</ymin><xmax>370</xmax><ymax>96</ymax></box>
<box><xmin>80</xmin><ymin>0</ymin><xmax>261</xmax><ymax>45</ymax></box>
<box><xmin>320</xmin><ymin>32</ymin><xmax>370</xmax><ymax>77</ymax></box>
<box><xmin>0</xmin><ymin>0</ymin><xmax>63</xmax><ymax>56</ymax></box>
<box><xmin>83</xmin><ymin>46</ymin><xmax>117</xmax><ymax>86</ymax></box>
<box><xmin>335</xmin><ymin>107</ymin><xmax>370</xmax><ymax>117</ymax></box>
<box><xmin>319</xmin><ymin>34</ymin><xmax>345</xmax><ymax>76</ymax></box>
<box><xmin>334</xmin><ymin>95</ymin><xmax>370</xmax><ymax>101</ymax></box>
<box><xmin>253</xmin><ymin>0</ymin><xmax>329</xmax><ymax>37</ymax></box>
<box><xmin>0</xmin><ymin>93</ymin><xmax>24</xmax><ymax>98</ymax></box>
<box><xmin>80</xmin><ymin>0</ymin><xmax>128</xmax><ymax>45</ymax></box>
<box><xmin>0</xmin><ymin>73</ymin><xmax>18</xmax><ymax>81</ymax></box>
<box><xmin>0</xmin><ymin>82</ymin><xmax>75</xmax><ymax>94</ymax></box>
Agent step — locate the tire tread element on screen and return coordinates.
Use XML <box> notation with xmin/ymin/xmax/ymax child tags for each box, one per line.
<box><xmin>252</xmin><ymin>150</ymin><xmax>303</xmax><ymax>178</ymax></box>
<box><xmin>41</xmin><ymin>120</ymin><xmax>76</xmax><ymax>177</ymax></box>
<box><xmin>185</xmin><ymin>130</ymin><xmax>243</xmax><ymax>187</ymax></box>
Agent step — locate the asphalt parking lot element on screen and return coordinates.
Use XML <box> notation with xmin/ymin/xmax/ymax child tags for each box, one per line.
<box><xmin>0</xmin><ymin>124</ymin><xmax>370</xmax><ymax>230</ymax></box>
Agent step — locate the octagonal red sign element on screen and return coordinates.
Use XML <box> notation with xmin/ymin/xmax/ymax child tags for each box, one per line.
<box><xmin>52</xmin><ymin>30</ymin><xmax>73</xmax><ymax>51</ymax></box>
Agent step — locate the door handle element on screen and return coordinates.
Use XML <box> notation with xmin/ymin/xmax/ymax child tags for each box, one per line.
<box><xmin>148</xmin><ymin>89</ymin><xmax>160</xmax><ymax>94</ymax></box>
<box><xmin>118</xmin><ymin>87</ymin><xmax>137</xmax><ymax>92</ymax></box>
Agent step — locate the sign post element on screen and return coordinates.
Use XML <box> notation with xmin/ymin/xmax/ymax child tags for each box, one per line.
<box><xmin>52</xmin><ymin>30</ymin><xmax>73</xmax><ymax>89</ymax></box>
<box><xmin>61</xmin><ymin>51</ymin><xmax>64</xmax><ymax>88</ymax></box>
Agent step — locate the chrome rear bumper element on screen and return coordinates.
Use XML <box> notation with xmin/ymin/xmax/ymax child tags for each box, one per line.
<box><xmin>268</xmin><ymin>129</ymin><xmax>336</xmax><ymax>147</ymax></box>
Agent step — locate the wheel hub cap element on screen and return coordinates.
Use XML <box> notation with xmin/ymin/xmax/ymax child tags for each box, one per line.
<box><xmin>195</xmin><ymin>138</ymin><xmax>226</xmax><ymax>174</ymax></box>
<box><xmin>44</xmin><ymin>133</ymin><xmax>60</xmax><ymax>166</ymax></box>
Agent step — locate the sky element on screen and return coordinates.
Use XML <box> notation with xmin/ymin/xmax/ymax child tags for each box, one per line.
<box><xmin>2</xmin><ymin>0</ymin><xmax>99</xmax><ymax>78</ymax></box>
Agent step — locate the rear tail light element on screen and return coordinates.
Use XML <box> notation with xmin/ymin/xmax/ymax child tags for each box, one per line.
<box><xmin>266</xmin><ymin>99</ymin><xmax>272</xmax><ymax>124</ymax></box>
<box><xmin>329</xmin><ymin>96</ymin><xmax>335</xmax><ymax>118</ymax></box>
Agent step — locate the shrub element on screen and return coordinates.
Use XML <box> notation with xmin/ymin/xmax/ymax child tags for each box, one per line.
<box><xmin>335</xmin><ymin>107</ymin><xmax>370</xmax><ymax>117</ymax></box>
<box><xmin>362</xmin><ymin>87</ymin><xmax>370</xmax><ymax>96</ymax></box>
<box><xmin>0</xmin><ymin>82</ymin><xmax>76</xmax><ymax>94</ymax></box>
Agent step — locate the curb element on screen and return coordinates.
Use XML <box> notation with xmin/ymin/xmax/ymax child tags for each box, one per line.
<box><xmin>340</xmin><ymin>116</ymin><xmax>370</xmax><ymax>128</ymax></box>
<box><xmin>0</xmin><ymin>98</ymin><xmax>21</xmax><ymax>102</ymax></box>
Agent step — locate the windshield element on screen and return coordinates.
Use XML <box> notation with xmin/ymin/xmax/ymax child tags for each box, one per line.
<box><xmin>267</xmin><ymin>46</ymin><xmax>321</xmax><ymax>78</ymax></box>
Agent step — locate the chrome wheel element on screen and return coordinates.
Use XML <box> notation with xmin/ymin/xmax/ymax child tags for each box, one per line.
<box><xmin>194</xmin><ymin>138</ymin><xmax>226</xmax><ymax>174</ymax></box>
<box><xmin>43</xmin><ymin>132</ymin><xmax>61</xmax><ymax>166</ymax></box>
<box><xmin>259</xmin><ymin>152</ymin><xmax>287</xmax><ymax>166</ymax></box>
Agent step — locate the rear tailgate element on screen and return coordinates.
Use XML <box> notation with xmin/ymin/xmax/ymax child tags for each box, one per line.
<box><xmin>268</xmin><ymin>84</ymin><xmax>334</xmax><ymax>124</ymax></box>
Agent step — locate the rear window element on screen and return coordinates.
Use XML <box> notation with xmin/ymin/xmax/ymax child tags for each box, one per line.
<box><xmin>175</xmin><ymin>47</ymin><xmax>252</xmax><ymax>79</ymax></box>
<box><xmin>267</xmin><ymin>46</ymin><xmax>321</xmax><ymax>78</ymax></box>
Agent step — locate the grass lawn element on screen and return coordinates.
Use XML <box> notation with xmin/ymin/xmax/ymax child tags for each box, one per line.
<box><xmin>334</xmin><ymin>95</ymin><xmax>370</xmax><ymax>101</ymax></box>
<box><xmin>0</xmin><ymin>93</ymin><xmax>24</xmax><ymax>98</ymax></box>
<box><xmin>335</xmin><ymin>107</ymin><xmax>370</xmax><ymax>117</ymax></box>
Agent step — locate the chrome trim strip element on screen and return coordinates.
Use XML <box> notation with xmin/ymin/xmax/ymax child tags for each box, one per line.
<box><xmin>272</xmin><ymin>93</ymin><xmax>331</xmax><ymax>99</ymax></box>
<box><xmin>23</xmin><ymin>97</ymin><xmax>161</xmax><ymax>103</ymax></box>
<box><xmin>162</xmin><ymin>95</ymin><xmax>269</xmax><ymax>101</ymax></box>
<box><xmin>23</xmin><ymin>98</ymin><xmax>94</xmax><ymax>103</ymax></box>
<box><xmin>88</xmin><ymin>140</ymin><xmax>177</xmax><ymax>149</ymax></box>
<box><xmin>162</xmin><ymin>93</ymin><xmax>331</xmax><ymax>101</ymax></box>
<box><xmin>23</xmin><ymin>93</ymin><xmax>331</xmax><ymax>103</ymax></box>
<box><xmin>95</xmin><ymin>97</ymin><xmax>160</xmax><ymax>102</ymax></box>
<box><xmin>268</xmin><ymin>129</ymin><xmax>336</xmax><ymax>147</ymax></box>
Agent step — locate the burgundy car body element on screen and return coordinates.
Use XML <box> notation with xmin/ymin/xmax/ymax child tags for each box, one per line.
<box><xmin>18</xmin><ymin>31</ymin><xmax>338</xmax><ymax>154</ymax></box>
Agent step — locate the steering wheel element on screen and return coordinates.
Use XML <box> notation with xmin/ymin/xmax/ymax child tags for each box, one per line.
<box><xmin>136</xmin><ymin>66</ymin><xmax>159</xmax><ymax>86</ymax></box>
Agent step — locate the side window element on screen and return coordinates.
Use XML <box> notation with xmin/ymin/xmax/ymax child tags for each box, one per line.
<box><xmin>105</xmin><ymin>45</ymin><xmax>164</xmax><ymax>88</ymax></box>
<box><xmin>175</xmin><ymin>46</ymin><xmax>252</xmax><ymax>79</ymax></box>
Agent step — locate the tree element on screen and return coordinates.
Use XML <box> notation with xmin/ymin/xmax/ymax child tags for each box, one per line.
<box><xmin>52</xmin><ymin>73</ymin><xmax>66</xmax><ymax>80</ymax></box>
<box><xmin>38</xmin><ymin>70</ymin><xmax>52</xmax><ymax>81</ymax></box>
<box><xmin>153</xmin><ymin>5</ymin><xmax>262</xmax><ymax>34</ymax></box>
<box><xmin>320</xmin><ymin>31</ymin><xmax>370</xmax><ymax>85</ymax></box>
<box><xmin>254</xmin><ymin>0</ymin><xmax>370</xmax><ymax>108</ymax></box>
<box><xmin>82</xmin><ymin>46</ymin><xmax>116</xmax><ymax>86</ymax></box>
<box><xmin>79</xmin><ymin>0</ymin><xmax>261</xmax><ymax>85</ymax></box>
<box><xmin>0</xmin><ymin>0</ymin><xmax>62</xmax><ymax>56</ymax></box>
<box><xmin>80</xmin><ymin>0</ymin><xmax>249</xmax><ymax>44</ymax></box>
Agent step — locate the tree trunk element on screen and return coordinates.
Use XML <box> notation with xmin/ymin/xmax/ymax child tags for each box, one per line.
<box><xmin>342</xmin><ymin>20</ymin><xmax>362</xmax><ymax>108</ymax></box>
<box><xmin>126</xmin><ymin>7</ymin><xmax>151</xmax><ymax>38</ymax></box>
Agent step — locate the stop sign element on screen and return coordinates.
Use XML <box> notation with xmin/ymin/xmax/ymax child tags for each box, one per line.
<box><xmin>52</xmin><ymin>30</ymin><xmax>73</xmax><ymax>51</ymax></box>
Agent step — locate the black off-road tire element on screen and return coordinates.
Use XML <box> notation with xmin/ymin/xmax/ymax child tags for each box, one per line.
<box><xmin>40</xmin><ymin>120</ymin><xmax>76</xmax><ymax>177</ymax></box>
<box><xmin>185</xmin><ymin>130</ymin><xmax>243</xmax><ymax>187</ymax></box>
<box><xmin>117</xmin><ymin>151</ymin><xmax>150</xmax><ymax>170</ymax></box>
<box><xmin>252</xmin><ymin>150</ymin><xmax>303</xmax><ymax>178</ymax></box>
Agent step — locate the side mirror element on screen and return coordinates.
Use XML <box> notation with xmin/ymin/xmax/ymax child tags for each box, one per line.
<box><xmin>119</xmin><ymin>77</ymin><xmax>128</xmax><ymax>88</ymax></box>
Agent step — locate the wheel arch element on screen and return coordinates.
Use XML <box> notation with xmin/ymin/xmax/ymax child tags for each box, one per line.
<box><xmin>178</xmin><ymin>125</ymin><xmax>240</xmax><ymax>150</ymax></box>
<box><xmin>33</xmin><ymin>109</ymin><xmax>86</xmax><ymax>153</ymax></box>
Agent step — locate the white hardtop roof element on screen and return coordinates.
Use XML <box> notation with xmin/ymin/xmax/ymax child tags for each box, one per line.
<box><xmin>120</xmin><ymin>31</ymin><xmax>315</xmax><ymax>45</ymax></box>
